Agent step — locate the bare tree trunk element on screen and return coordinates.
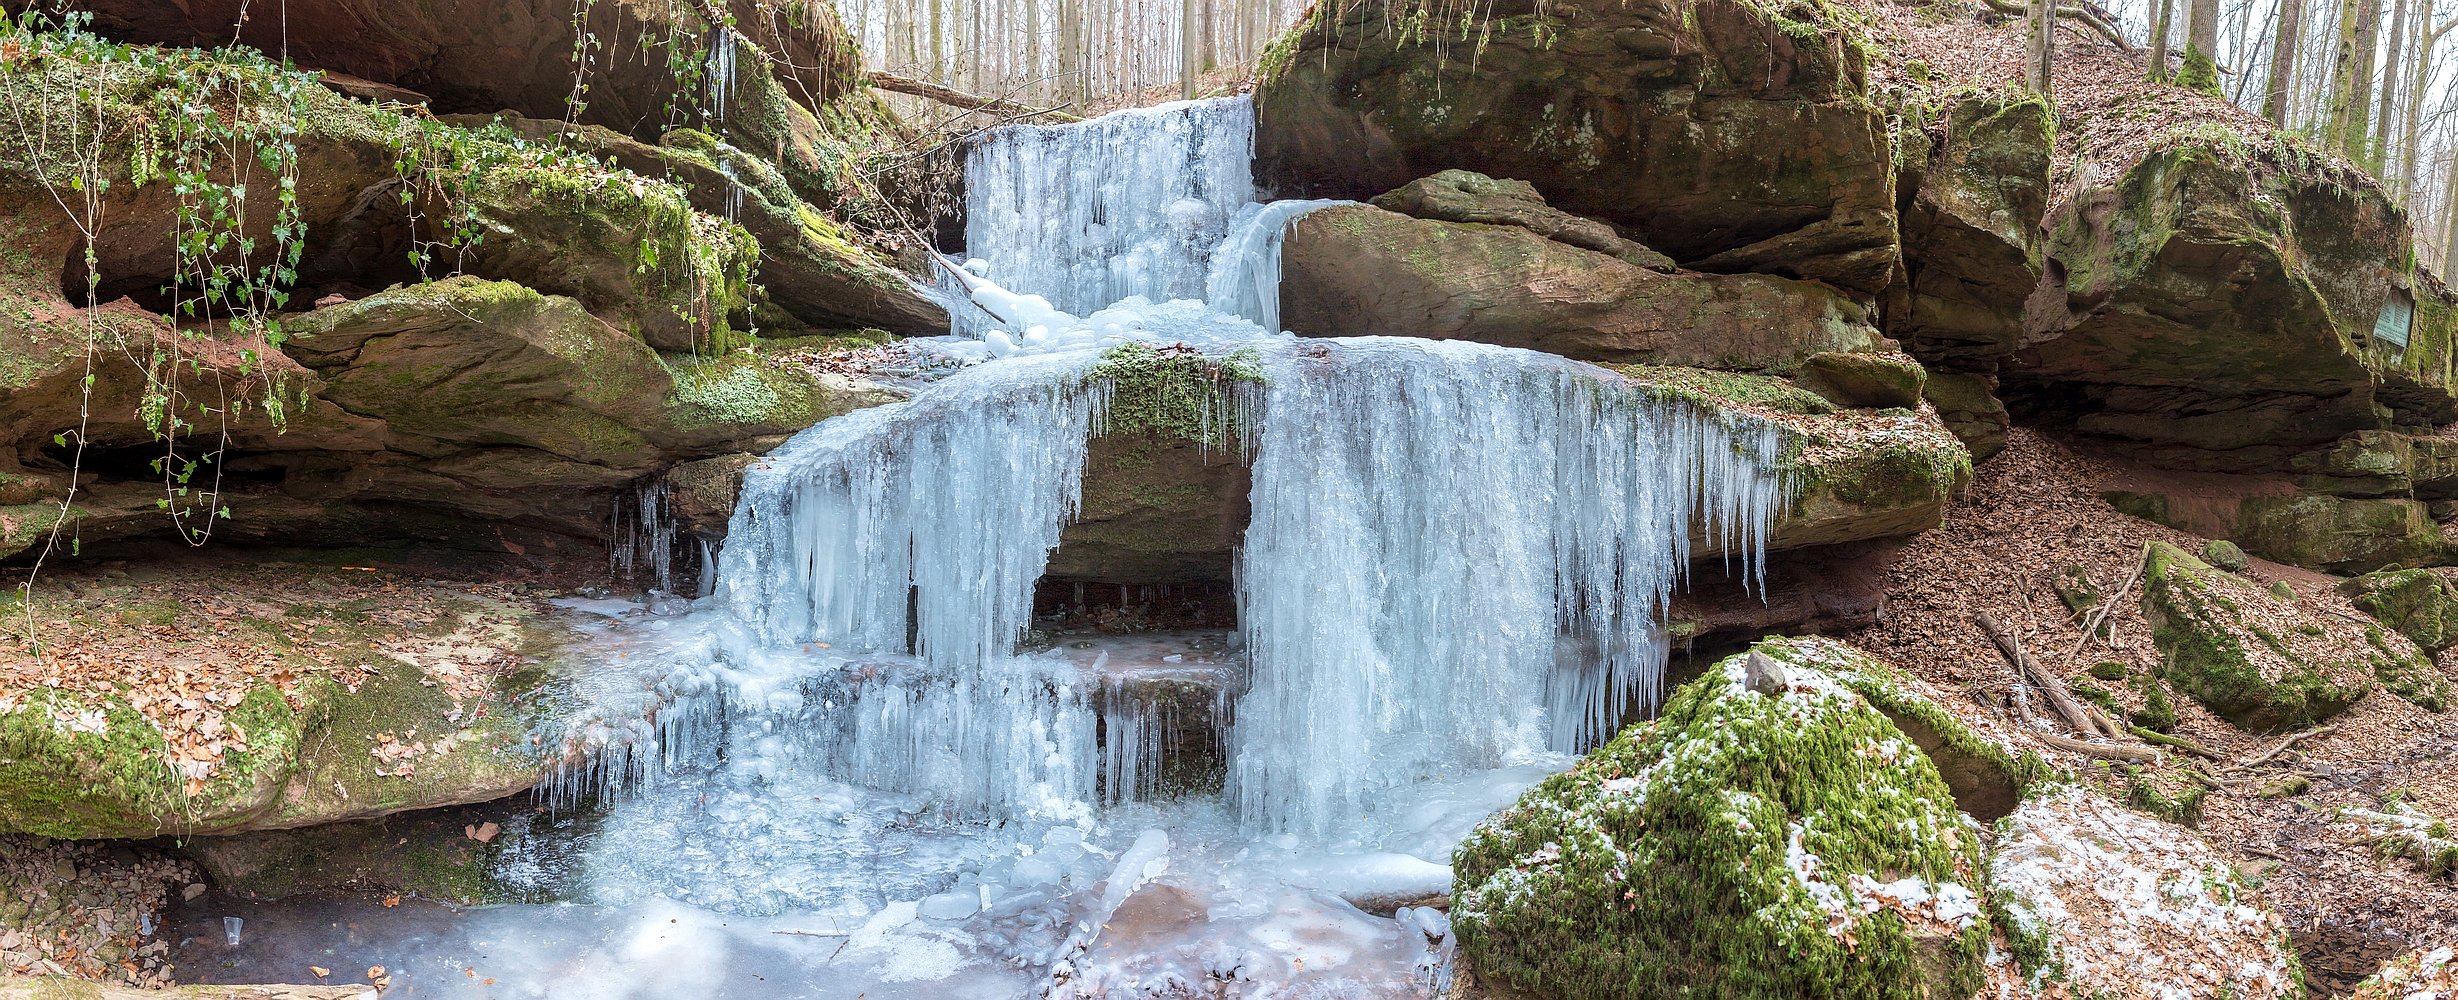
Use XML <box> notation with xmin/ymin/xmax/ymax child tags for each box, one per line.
<box><xmin>2397</xmin><ymin>17</ymin><xmax>2456</xmax><ymax>198</ymax></box>
<box><xmin>2234</xmin><ymin>0</ymin><xmax>2277</xmax><ymax>102</ymax></box>
<box><xmin>1056</xmin><ymin>0</ymin><xmax>1082</xmax><ymax>107</ymax></box>
<box><xmin>2151</xmin><ymin>0</ymin><xmax>2176</xmax><ymax>80</ymax></box>
<box><xmin>2026</xmin><ymin>0</ymin><xmax>2056</xmax><ymax>94</ymax></box>
<box><xmin>2266</xmin><ymin>0</ymin><xmax>2303</xmax><ymax>122</ymax></box>
<box><xmin>2330</xmin><ymin>0</ymin><xmax>2381</xmax><ymax>153</ymax></box>
<box><xmin>2442</xmin><ymin>152</ymin><xmax>2458</xmax><ymax>274</ymax></box>
<box><xmin>2181</xmin><ymin>0</ymin><xmax>2223</xmax><ymax>89</ymax></box>
<box><xmin>2351</xmin><ymin>0</ymin><xmax>2384</xmax><ymax>151</ymax></box>
<box><xmin>1179</xmin><ymin>0</ymin><xmax>1198</xmax><ymax>98</ymax></box>
<box><xmin>2375</xmin><ymin>0</ymin><xmax>2410</xmax><ymax>167</ymax></box>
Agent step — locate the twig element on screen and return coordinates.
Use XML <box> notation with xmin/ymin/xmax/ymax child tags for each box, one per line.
<box><xmin>2070</xmin><ymin>554</ymin><xmax>2146</xmax><ymax>657</ymax></box>
<box><xmin>868</xmin><ymin>70</ymin><xmax>1084</xmax><ymax>123</ymax></box>
<box><xmin>2131</xmin><ymin>726</ymin><xmax>2224</xmax><ymax>760</ymax></box>
<box><xmin>1978</xmin><ymin>611</ymin><xmax>2100</xmax><ymax>735</ymax></box>
<box><xmin>2230</xmin><ymin>725</ymin><xmax>2337</xmax><ymax>771</ymax></box>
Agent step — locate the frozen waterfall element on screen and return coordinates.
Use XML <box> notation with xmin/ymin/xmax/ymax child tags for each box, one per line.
<box><xmin>957</xmin><ymin>95</ymin><xmax>1256</xmax><ymax>325</ymax></box>
<box><xmin>1231</xmin><ymin>339</ymin><xmax>1786</xmax><ymax>835</ymax></box>
<box><xmin>607</xmin><ymin>93</ymin><xmax>1793</xmax><ymax>832</ymax></box>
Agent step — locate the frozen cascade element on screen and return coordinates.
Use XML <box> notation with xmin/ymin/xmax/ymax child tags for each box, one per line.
<box><xmin>956</xmin><ymin>95</ymin><xmax>1255</xmax><ymax>326</ymax></box>
<box><xmin>1232</xmin><ymin>338</ymin><xmax>1788</xmax><ymax>835</ymax></box>
<box><xmin>1205</xmin><ymin>199</ymin><xmax>1348</xmax><ymax>333</ymax></box>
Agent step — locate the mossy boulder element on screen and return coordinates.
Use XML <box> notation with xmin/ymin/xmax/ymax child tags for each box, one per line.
<box><xmin>1794</xmin><ymin>351</ymin><xmax>1927</xmax><ymax>410</ymax></box>
<box><xmin>2203</xmin><ymin>539</ymin><xmax>2252</xmax><ymax>572</ymax></box>
<box><xmin>1258</xmin><ymin>0</ymin><xmax>1900</xmax><ymax>295</ymax></box>
<box><xmin>1891</xmin><ymin>94</ymin><xmax>2052</xmax><ymax>369</ymax></box>
<box><xmin>2345</xmin><ymin>567</ymin><xmax>2458</xmax><ymax>651</ymax></box>
<box><xmin>2017</xmin><ymin>134</ymin><xmax>2458</xmax><ymax>458</ymax></box>
<box><xmin>1282</xmin><ymin>204</ymin><xmax>1884</xmax><ymax>369</ymax></box>
<box><xmin>2137</xmin><ymin>540</ymin><xmax>2376</xmax><ymax>730</ymax></box>
<box><xmin>1453</xmin><ymin>637</ymin><xmax>1996</xmax><ymax>1000</ymax></box>
<box><xmin>2105</xmin><ymin>486</ymin><xmax>2447</xmax><ymax>575</ymax></box>
<box><xmin>1990</xmin><ymin>784</ymin><xmax>2305</xmax><ymax>999</ymax></box>
<box><xmin>0</xmin><ymin>581</ymin><xmax>563</xmax><ymax>839</ymax></box>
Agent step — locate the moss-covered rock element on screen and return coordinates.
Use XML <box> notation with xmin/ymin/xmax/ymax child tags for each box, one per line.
<box><xmin>2345</xmin><ymin>567</ymin><xmax>2458</xmax><ymax>651</ymax></box>
<box><xmin>1794</xmin><ymin>352</ymin><xmax>1927</xmax><ymax>410</ymax></box>
<box><xmin>1280</xmin><ymin>204</ymin><xmax>1883</xmax><ymax>369</ymax></box>
<box><xmin>1919</xmin><ymin>370</ymin><xmax>2009</xmax><ymax>461</ymax></box>
<box><xmin>1453</xmin><ymin>637</ymin><xmax>1996</xmax><ymax>1000</ymax></box>
<box><xmin>1892</xmin><ymin>93</ymin><xmax>2052</xmax><ymax>369</ymax></box>
<box><xmin>1258</xmin><ymin>0</ymin><xmax>1900</xmax><ymax>294</ymax></box>
<box><xmin>0</xmin><ymin>578</ymin><xmax>564</xmax><ymax>839</ymax></box>
<box><xmin>2138</xmin><ymin>541</ymin><xmax>2375</xmax><ymax>730</ymax></box>
<box><xmin>1990</xmin><ymin>784</ymin><xmax>2306</xmax><ymax>999</ymax></box>
<box><xmin>2203</xmin><ymin>539</ymin><xmax>2252</xmax><ymax>572</ymax></box>
<box><xmin>2019</xmin><ymin>132</ymin><xmax>2457</xmax><ymax>457</ymax></box>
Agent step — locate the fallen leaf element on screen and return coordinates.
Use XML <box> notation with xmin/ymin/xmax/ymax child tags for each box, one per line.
<box><xmin>465</xmin><ymin>821</ymin><xmax>500</xmax><ymax>843</ymax></box>
<box><xmin>310</xmin><ymin>965</ymin><xmax>330</xmax><ymax>978</ymax></box>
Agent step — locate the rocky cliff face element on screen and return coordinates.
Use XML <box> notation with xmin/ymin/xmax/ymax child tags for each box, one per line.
<box><xmin>0</xmin><ymin>6</ymin><xmax>933</xmax><ymax>563</ymax></box>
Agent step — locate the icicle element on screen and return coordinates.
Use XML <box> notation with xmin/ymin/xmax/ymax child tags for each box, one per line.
<box><xmin>717</xmin><ymin>351</ymin><xmax>1100</xmax><ymax>667</ymax></box>
<box><xmin>1228</xmin><ymin>338</ymin><xmax>1788</xmax><ymax>836</ymax></box>
<box><xmin>706</xmin><ymin>26</ymin><xmax>737</xmax><ymax>127</ymax></box>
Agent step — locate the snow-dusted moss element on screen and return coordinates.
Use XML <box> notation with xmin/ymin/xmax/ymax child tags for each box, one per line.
<box><xmin>1452</xmin><ymin>636</ymin><xmax>1991</xmax><ymax>999</ymax></box>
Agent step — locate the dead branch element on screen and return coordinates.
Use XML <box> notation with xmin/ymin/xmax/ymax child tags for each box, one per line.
<box><xmin>868</xmin><ymin>71</ymin><xmax>1084</xmax><ymax>123</ymax></box>
<box><xmin>2039</xmin><ymin>730</ymin><xmax>2162</xmax><ymax>762</ymax></box>
<box><xmin>2069</xmin><ymin>554</ymin><xmax>2146</xmax><ymax>657</ymax></box>
<box><xmin>1979</xmin><ymin>611</ymin><xmax>2102</xmax><ymax>735</ymax></box>
<box><xmin>2131</xmin><ymin>726</ymin><xmax>2224</xmax><ymax>760</ymax></box>
<box><xmin>1980</xmin><ymin>0</ymin><xmax>2136</xmax><ymax>55</ymax></box>
<box><xmin>2230</xmin><ymin>725</ymin><xmax>2337</xmax><ymax>772</ymax></box>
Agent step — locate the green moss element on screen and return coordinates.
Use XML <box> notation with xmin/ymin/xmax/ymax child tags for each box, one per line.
<box><xmin>1454</xmin><ymin>637</ymin><xmax>1991</xmax><ymax>1000</ymax></box>
<box><xmin>2139</xmin><ymin>541</ymin><xmax>2373</xmax><ymax>730</ymax></box>
<box><xmin>2088</xmin><ymin>661</ymin><xmax>2132</xmax><ymax>681</ymax></box>
<box><xmin>2174</xmin><ymin>46</ymin><xmax>2223</xmax><ymax>95</ymax></box>
<box><xmin>1081</xmin><ymin>343</ymin><xmax>1264</xmax><ymax>450</ymax></box>
<box><xmin>2121</xmin><ymin>763</ymin><xmax>2207</xmax><ymax>827</ymax></box>
<box><xmin>2347</xmin><ymin>568</ymin><xmax>2458</xmax><ymax>651</ymax></box>
<box><xmin>2131</xmin><ymin>677</ymin><xmax>2180</xmax><ymax>733</ymax></box>
<box><xmin>0</xmin><ymin>681</ymin><xmax>307</xmax><ymax>839</ymax></box>
<box><xmin>1619</xmin><ymin>365</ymin><xmax>1839</xmax><ymax>416</ymax></box>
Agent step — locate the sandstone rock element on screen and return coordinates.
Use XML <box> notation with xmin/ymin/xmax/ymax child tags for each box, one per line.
<box><xmin>1990</xmin><ymin>784</ymin><xmax>2304</xmax><ymax>1000</ymax></box>
<box><xmin>2344</xmin><ymin>567</ymin><xmax>2458</xmax><ymax>652</ymax></box>
<box><xmin>1280</xmin><ymin>204</ymin><xmax>1883</xmax><ymax>368</ymax></box>
<box><xmin>0</xmin><ymin>579</ymin><xmax>565</xmax><ymax>839</ymax></box>
<box><xmin>2105</xmin><ymin>483</ymin><xmax>2447</xmax><ymax>575</ymax></box>
<box><xmin>1920</xmin><ymin>371</ymin><xmax>2010</xmax><ymax>462</ymax></box>
<box><xmin>2015</xmin><ymin>137</ymin><xmax>2458</xmax><ymax>457</ymax></box>
<box><xmin>1258</xmin><ymin>0</ymin><xmax>1900</xmax><ymax>294</ymax></box>
<box><xmin>2203</xmin><ymin>539</ymin><xmax>2251</xmax><ymax>572</ymax></box>
<box><xmin>2137</xmin><ymin>540</ymin><xmax>2382</xmax><ymax>730</ymax></box>
<box><xmin>1453</xmin><ymin>637</ymin><xmax>2005</xmax><ymax>999</ymax></box>
<box><xmin>1794</xmin><ymin>351</ymin><xmax>1927</xmax><ymax>409</ymax></box>
<box><xmin>1367</xmin><ymin>169</ymin><xmax>1673</xmax><ymax>271</ymax></box>
<box><xmin>51</xmin><ymin>0</ymin><xmax>863</xmax><ymax>150</ymax></box>
<box><xmin>1891</xmin><ymin>95</ymin><xmax>2051</xmax><ymax>368</ymax></box>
